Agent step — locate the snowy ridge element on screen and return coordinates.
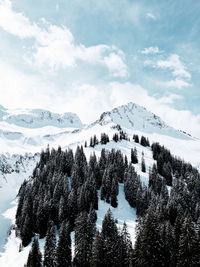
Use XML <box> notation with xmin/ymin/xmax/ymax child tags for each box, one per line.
<box><xmin>0</xmin><ymin>106</ymin><xmax>83</xmax><ymax>129</ymax></box>
<box><xmin>98</xmin><ymin>102</ymin><xmax>191</xmax><ymax>140</ymax></box>
<box><xmin>0</xmin><ymin>101</ymin><xmax>199</xmax><ymax>163</ymax></box>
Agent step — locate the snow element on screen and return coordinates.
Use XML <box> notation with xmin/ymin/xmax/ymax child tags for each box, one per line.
<box><xmin>0</xmin><ymin>230</ymin><xmax>31</xmax><ymax>267</ymax></box>
<box><xmin>0</xmin><ymin>154</ymin><xmax>38</xmax><ymax>256</ymax></box>
<box><xmin>1</xmin><ymin>101</ymin><xmax>200</xmax><ymax>265</ymax></box>
<box><xmin>97</xmin><ymin>184</ymin><xmax>137</xmax><ymax>244</ymax></box>
<box><xmin>0</xmin><ymin>102</ymin><xmax>200</xmax><ymax>167</ymax></box>
<box><xmin>0</xmin><ymin>106</ymin><xmax>83</xmax><ymax>129</ymax></box>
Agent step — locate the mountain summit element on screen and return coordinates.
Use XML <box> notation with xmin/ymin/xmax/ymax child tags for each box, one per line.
<box><xmin>0</xmin><ymin>102</ymin><xmax>197</xmax><ymax>162</ymax></box>
<box><xmin>97</xmin><ymin>102</ymin><xmax>190</xmax><ymax>140</ymax></box>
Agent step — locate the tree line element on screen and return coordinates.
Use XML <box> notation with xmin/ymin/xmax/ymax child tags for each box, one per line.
<box><xmin>16</xmin><ymin>138</ymin><xmax>200</xmax><ymax>266</ymax></box>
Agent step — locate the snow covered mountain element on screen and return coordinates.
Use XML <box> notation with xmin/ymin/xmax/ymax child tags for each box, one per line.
<box><xmin>98</xmin><ymin>102</ymin><xmax>190</xmax><ymax>139</ymax></box>
<box><xmin>0</xmin><ymin>102</ymin><xmax>199</xmax><ymax>162</ymax></box>
<box><xmin>0</xmin><ymin>106</ymin><xmax>83</xmax><ymax>154</ymax></box>
<box><xmin>0</xmin><ymin>105</ymin><xmax>83</xmax><ymax>129</ymax></box>
<box><xmin>0</xmin><ymin>102</ymin><xmax>200</xmax><ymax>266</ymax></box>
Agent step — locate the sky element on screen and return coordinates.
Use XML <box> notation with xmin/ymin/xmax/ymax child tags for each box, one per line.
<box><xmin>0</xmin><ymin>0</ymin><xmax>200</xmax><ymax>136</ymax></box>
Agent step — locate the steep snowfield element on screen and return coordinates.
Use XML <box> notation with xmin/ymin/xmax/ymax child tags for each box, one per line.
<box><xmin>1</xmin><ymin>101</ymin><xmax>200</xmax><ymax>266</ymax></box>
<box><xmin>0</xmin><ymin>154</ymin><xmax>39</xmax><ymax>250</ymax></box>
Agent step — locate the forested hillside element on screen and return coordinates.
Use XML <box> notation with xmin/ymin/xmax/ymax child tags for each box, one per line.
<box><xmin>15</xmin><ymin>133</ymin><xmax>200</xmax><ymax>266</ymax></box>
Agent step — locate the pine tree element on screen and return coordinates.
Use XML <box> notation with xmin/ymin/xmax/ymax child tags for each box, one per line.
<box><xmin>162</xmin><ymin>162</ymin><xmax>172</xmax><ymax>186</ymax></box>
<box><xmin>133</xmin><ymin>134</ymin><xmax>139</xmax><ymax>143</ymax></box>
<box><xmin>74</xmin><ymin>211</ymin><xmax>95</xmax><ymax>267</ymax></box>
<box><xmin>161</xmin><ymin>221</ymin><xmax>176</xmax><ymax>267</ymax></box>
<box><xmin>177</xmin><ymin>215</ymin><xmax>198</xmax><ymax>267</ymax></box>
<box><xmin>91</xmin><ymin>231</ymin><xmax>103</xmax><ymax>267</ymax></box>
<box><xmin>58</xmin><ymin>196</ymin><xmax>66</xmax><ymax>225</ymax></box>
<box><xmin>111</xmin><ymin>177</ymin><xmax>118</xmax><ymax>208</ymax></box>
<box><xmin>44</xmin><ymin>221</ymin><xmax>56</xmax><ymax>267</ymax></box>
<box><xmin>131</xmin><ymin>148</ymin><xmax>138</xmax><ymax>164</ymax></box>
<box><xmin>141</xmin><ymin>156</ymin><xmax>146</xmax><ymax>172</ymax></box>
<box><xmin>101</xmin><ymin>209</ymin><xmax>121</xmax><ymax>266</ymax></box>
<box><xmin>20</xmin><ymin>192</ymin><xmax>33</xmax><ymax>246</ymax></box>
<box><xmin>135</xmin><ymin>207</ymin><xmax>165</xmax><ymax>267</ymax></box>
<box><xmin>67</xmin><ymin>188</ymin><xmax>77</xmax><ymax>225</ymax></box>
<box><xmin>21</xmin><ymin>214</ymin><xmax>33</xmax><ymax>247</ymax></box>
<box><xmin>100</xmin><ymin>133</ymin><xmax>109</xmax><ymax>145</ymax></box>
<box><xmin>27</xmin><ymin>237</ymin><xmax>42</xmax><ymax>267</ymax></box>
<box><xmin>140</xmin><ymin>136</ymin><xmax>149</xmax><ymax>147</ymax></box>
<box><xmin>56</xmin><ymin>221</ymin><xmax>72</xmax><ymax>267</ymax></box>
<box><xmin>113</xmin><ymin>133</ymin><xmax>119</xmax><ymax>142</ymax></box>
<box><xmin>90</xmin><ymin>137</ymin><xmax>94</xmax><ymax>147</ymax></box>
<box><xmin>124</xmin><ymin>164</ymin><xmax>141</xmax><ymax>208</ymax></box>
<box><xmin>119</xmin><ymin>222</ymin><xmax>133</xmax><ymax>267</ymax></box>
<box><xmin>124</xmin><ymin>155</ymin><xmax>128</xmax><ymax>169</ymax></box>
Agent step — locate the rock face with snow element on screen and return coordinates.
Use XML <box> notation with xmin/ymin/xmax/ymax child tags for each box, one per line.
<box><xmin>0</xmin><ymin>102</ymin><xmax>197</xmax><ymax>158</ymax></box>
<box><xmin>0</xmin><ymin>106</ymin><xmax>83</xmax><ymax>129</ymax></box>
<box><xmin>98</xmin><ymin>102</ymin><xmax>190</xmax><ymax>139</ymax></box>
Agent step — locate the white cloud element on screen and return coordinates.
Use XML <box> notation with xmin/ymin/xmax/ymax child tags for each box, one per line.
<box><xmin>0</xmin><ymin>0</ymin><xmax>39</xmax><ymax>38</ymax></box>
<box><xmin>159</xmin><ymin>78</ymin><xmax>191</xmax><ymax>89</ymax></box>
<box><xmin>0</xmin><ymin>59</ymin><xmax>58</xmax><ymax>110</ymax></box>
<box><xmin>157</xmin><ymin>54</ymin><xmax>191</xmax><ymax>79</ymax></box>
<box><xmin>0</xmin><ymin>59</ymin><xmax>200</xmax><ymax>138</ymax></box>
<box><xmin>158</xmin><ymin>94</ymin><xmax>183</xmax><ymax>104</ymax></box>
<box><xmin>146</xmin><ymin>13</ymin><xmax>156</xmax><ymax>20</ymax></box>
<box><xmin>0</xmin><ymin>0</ymin><xmax>128</xmax><ymax>77</ymax></box>
<box><xmin>144</xmin><ymin>59</ymin><xmax>154</xmax><ymax>66</ymax></box>
<box><xmin>143</xmin><ymin>53</ymin><xmax>191</xmax><ymax>89</ymax></box>
<box><xmin>103</xmin><ymin>51</ymin><xmax>128</xmax><ymax>77</ymax></box>
<box><xmin>141</xmin><ymin>46</ymin><xmax>160</xmax><ymax>55</ymax></box>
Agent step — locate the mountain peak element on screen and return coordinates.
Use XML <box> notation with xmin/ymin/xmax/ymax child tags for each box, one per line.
<box><xmin>98</xmin><ymin>102</ymin><xmax>191</xmax><ymax>140</ymax></box>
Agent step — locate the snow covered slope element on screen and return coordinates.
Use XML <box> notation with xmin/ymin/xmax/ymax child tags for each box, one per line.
<box><xmin>98</xmin><ymin>102</ymin><xmax>191</xmax><ymax>140</ymax></box>
<box><xmin>0</xmin><ymin>106</ymin><xmax>83</xmax><ymax>154</ymax></box>
<box><xmin>0</xmin><ymin>102</ymin><xmax>199</xmax><ymax>164</ymax></box>
<box><xmin>0</xmin><ymin>106</ymin><xmax>83</xmax><ymax>129</ymax></box>
<box><xmin>1</xmin><ymin>101</ymin><xmax>200</xmax><ymax>266</ymax></box>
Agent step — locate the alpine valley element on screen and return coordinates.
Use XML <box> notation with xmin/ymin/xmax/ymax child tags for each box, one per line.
<box><xmin>0</xmin><ymin>102</ymin><xmax>200</xmax><ymax>267</ymax></box>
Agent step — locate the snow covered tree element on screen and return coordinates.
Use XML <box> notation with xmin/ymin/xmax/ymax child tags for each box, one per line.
<box><xmin>140</xmin><ymin>136</ymin><xmax>149</xmax><ymax>147</ymax></box>
<box><xmin>119</xmin><ymin>222</ymin><xmax>133</xmax><ymax>267</ymax></box>
<box><xmin>111</xmin><ymin>177</ymin><xmax>118</xmax><ymax>208</ymax></box>
<box><xmin>141</xmin><ymin>156</ymin><xmax>146</xmax><ymax>172</ymax></box>
<box><xmin>101</xmin><ymin>209</ymin><xmax>121</xmax><ymax>266</ymax></box>
<box><xmin>177</xmin><ymin>215</ymin><xmax>198</xmax><ymax>267</ymax></box>
<box><xmin>91</xmin><ymin>231</ymin><xmax>103</xmax><ymax>267</ymax></box>
<box><xmin>131</xmin><ymin>147</ymin><xmax>138</xmax><ymax>164</ymax></box>
<box><xmin>124</xmin><ymin>164</ymin><xmax>141</xmax><ymax>208</ymax></box>
<box><xmin>162</xmin><ymin>162</ymin><xmax>172</xmax><ymax>186</ymax></box>
<box><xmin>56</xmin><ymin>221</ymin><xmax>71</xmax><ymax>267</ymax></box>
<box><xmin>27</xmin><ymin>237</ymin><xmax>42</xmax><ymax>267</ymax></box>
<box><xmin>134</xmin><ymin>207</ymin><xmax>165</xmax><ymax>267</ymax></box>
<box><xmin>133</xmin><ymin>134</ymin><xmax>139</xmax><ymax>143</ymax></box>
<box><xmin>44</xmin><ymin>221</ymin><xmax>56</xmax><ymax>267</ymax></box>
<box><xmin>100</xmin><ymin>133</ymin><xmax>109</xmax><ymax>144</ymax></box>
<box><xmin>74</xmin><ymin>211</ymin><xmax>95</xmax><ymax>266</ymax></box>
